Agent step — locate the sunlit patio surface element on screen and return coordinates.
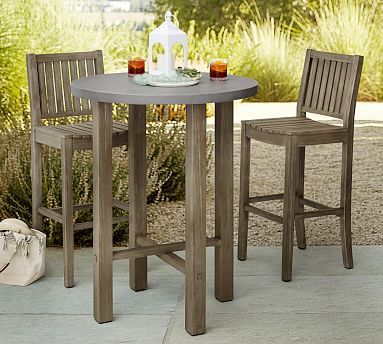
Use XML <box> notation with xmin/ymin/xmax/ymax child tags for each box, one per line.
<box><xmin>1</xmin><ymin>246</ymin><xmax>383</xmax><ymax>343</ymax></box>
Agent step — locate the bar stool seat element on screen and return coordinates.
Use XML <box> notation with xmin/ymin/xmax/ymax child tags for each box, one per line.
<box><xmin>35</xmin><ymin>121</ymin><xmax>129</xmax><ymax>150</ymax></box>
<box><xmin>245</xmin><ymin>117</ymin><xmax>348</xmax><ymax>136</ymax></box>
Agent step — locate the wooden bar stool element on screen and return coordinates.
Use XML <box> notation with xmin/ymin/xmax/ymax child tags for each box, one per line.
<box><xmin>238</xmin><ymin>49</ymin><xmax>364</xmax><ymax>281</ymax></box>
<box><xmin>27</xmin><ymin>51</ymin><xmax>129</xmax><ymax>288</ymax></box>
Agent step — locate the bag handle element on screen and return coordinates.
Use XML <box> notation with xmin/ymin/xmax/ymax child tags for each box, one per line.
<box><xmin>0</xmin><ymin>239</ymin><xmax>18</xmax><ymax>274</ymax></box>
<box><xmin>0</xmin><ymin>251</ymin><xmax>16</xmax><ymax>274</ymax></box>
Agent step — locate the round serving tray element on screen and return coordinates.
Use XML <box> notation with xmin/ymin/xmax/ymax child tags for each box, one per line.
<box><xmin>147</xmin><ymin>79</ymin><xmax>200</xmax><ymax>87</ymax></box>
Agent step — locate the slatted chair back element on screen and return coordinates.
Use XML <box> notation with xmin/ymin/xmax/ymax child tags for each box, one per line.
<box><xmin>26</xmin><ymin>50</ymin><xmax>103</xmax><ymax>124</ymax></box>
<box><xmin>297</xmin><ymin>49</ymin><xmax>363</xmax><ymax>128</ymax></box>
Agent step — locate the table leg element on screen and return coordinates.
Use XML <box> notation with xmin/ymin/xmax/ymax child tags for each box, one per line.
<box><xmin>185</xmin><ymin>104</ymin><xmax>207</xmax><ymax>336</ymax></box>
<box><xmin>92</xmin><ymin>101</ymin><xmax>113</xmax><ymax>323</ymax></box>
<box><xmin>129</xmin><ymin>105</ymin><xmax>148</xmax><ymax>291</ymax></box>
<box><xmin>214</xmin><ymin>102</ymin><xmax>234</xmax><ymax>302</ymax></box>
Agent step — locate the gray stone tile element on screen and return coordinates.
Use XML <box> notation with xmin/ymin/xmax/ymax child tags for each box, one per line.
<box><xmin>164</xmin><ymin>313</ymin><xmax>383</xmax><ymax>344</ymax></box>
<box><xmin>0</xmin><ymin>276</ymin><xmax>182</xmax><ymax>315</ymax></box>
<box><xmin>46</xmin><ymin>247</ymin><xmax>180</xmax><ymax>278</ymax></box>
<box><xmin>0</xmin><ymin>314</ymin><xmax>168</xmax><ymax>344</ymax></box>
<box><xmin>174</xmin><ymin>275</ymin><xmax>383</xmax><ymax>314</ymax></box>
<box><xmin>4</xmin><ymin>246</ymin><xmax>383</xmax><ymax>343</ymax></box>
<box><xmin>233</xmin><ymin>246</ymin><xmax>383</xmax><ymax>277</ymax></box>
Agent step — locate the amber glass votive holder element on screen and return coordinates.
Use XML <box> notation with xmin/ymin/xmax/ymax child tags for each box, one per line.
<box><xmin>128</xmin><ymin>58</ymin><xmax>145</xmax><ymax>76</ymax></box>
<box><xmin>210</xmin><ymin>58</ymin><xmax>228</xmax><ymax>81</ymax></box>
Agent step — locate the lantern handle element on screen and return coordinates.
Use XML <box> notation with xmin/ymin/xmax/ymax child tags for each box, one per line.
<box><xmin>165</xmin><ymin>11</ymin><xmax>180</xmax><ymax>27</ymax></box>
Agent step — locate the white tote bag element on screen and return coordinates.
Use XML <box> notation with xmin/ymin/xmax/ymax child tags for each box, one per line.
<box><xmin>0</xmin><ymin>219</ymin><xmax>46</xmax><ymax>286</ymax></box>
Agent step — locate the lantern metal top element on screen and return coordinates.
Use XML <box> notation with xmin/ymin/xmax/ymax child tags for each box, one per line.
<box><xmin>150</xmin><ymin>11</ymin><xmax>186</xmax><ymax>39</ymax></box>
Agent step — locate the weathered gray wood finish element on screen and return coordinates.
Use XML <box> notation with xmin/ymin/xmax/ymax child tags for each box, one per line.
<box><xmin>70</xmin><ymin>72</ymin><xmax>258</xmax><ymax>334</ymax></box>
<box><xmin>238</xmin><ymin>49</ymin><xmax>364</xmax><ymax>281</ymax></box>
<box><xmin>26</xmin><ymin>51</ymin><xmax>129</xmax><ymax>289</ymax></box>
<box><xmin>185</xmin><ymin>104</ymin><xmax>207</xmax><ymax>335</ymax></box>
<box><xmin>61</xmin><ymin>137</ymin><xmax>74</xmax><ymax>288</ymax></box>
<box><xmin>238</xmin><ymin>122</ymin><xmax>251</xmax><ymax>261</ymax></box>
<box><xmin>92</xmin><ymin>101</ymin><xmax>113</xmax><ymax>323</ymax></box>
<box><xmin>128</xmin><ymin>105</ymin><xmax>148</xmax><ymax>291</ymax></box>
<box><xmin>214</xmin><ymin>102</ymin><xmax>234</xmax><ymax>302</ymax></box>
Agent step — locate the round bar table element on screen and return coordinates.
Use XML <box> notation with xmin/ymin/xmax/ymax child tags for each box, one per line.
<box><xmin>71</xmin><ymin>73</ymin><xmax>258</xmax><ymax>335</ymax></box>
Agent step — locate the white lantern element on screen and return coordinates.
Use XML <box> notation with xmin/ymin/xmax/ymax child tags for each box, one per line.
<box><xmin>148</xmin><ymin>11</ymin><xmax>188</xmax><ymax>76</ymax></box>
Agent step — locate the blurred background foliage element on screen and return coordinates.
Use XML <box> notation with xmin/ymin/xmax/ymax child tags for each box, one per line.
<box><xmin>1</xmin><ymin>0</ymin><xmax>382</xmax><ymax>130</ymax></box>
<box><xmin>153</xmin><ymin>0</ymin><xmax>324</xmax><ymax>35</ymax></box>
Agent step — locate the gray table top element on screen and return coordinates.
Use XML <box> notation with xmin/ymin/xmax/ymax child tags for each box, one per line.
<box><xmin>71</xmin><ymin>72</ymin><xmax>258</xmax><ymax>105</ymax></box>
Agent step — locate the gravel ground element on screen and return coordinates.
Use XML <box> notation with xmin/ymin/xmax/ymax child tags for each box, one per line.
<box><xmin>147</xmin><ymin>123</ymin><xmax>383</xmax><ymax>246</ymax></box>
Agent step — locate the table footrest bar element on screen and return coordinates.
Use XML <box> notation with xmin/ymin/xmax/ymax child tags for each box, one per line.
<box><xmin>113</xmin><ymin>237</ymin><xmax>221</xmax><ymax>261</ymax></box>
<box><xmin>295</xmin><ymin>208</ymin><xmax>343</xmax><ymax>220</ymax></box>
<box><xmin>244</xmin><ymin>205</ymin><xmax>283</xmax><ymax>224</ymax></box>
<box><xmin>299</xmin><ymin>198</ymin><xmax>332</xmax><ymax>210</ymax></box>
<box><xmin>137</xmin><ymin>237</ymin><xmax>185</xmax><ymax>274</ymax></box>
<box><xmin>38</xmin><ymin>206</ymin><xmax>63</xmax><ymax>223</ymax></box>
<box><xmin>74</xmin><ymin>215</ymin><xmax>129</xmax><ymax>231</ymax></box>
<box><xmin>249</xmin><ymin>193</ymin><xmax>284</xmax><ymax>203</ymax></box>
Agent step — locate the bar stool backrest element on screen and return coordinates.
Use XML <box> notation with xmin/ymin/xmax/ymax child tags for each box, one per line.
<box><xmin>26</xmin><ymin>50</ymin><xmax>104</xmax><ymax>124</ymax></box>
<box><xmin>297</xmin><ymin>49</ymin><xmax>363</xmax><ymax>129</ymax></box>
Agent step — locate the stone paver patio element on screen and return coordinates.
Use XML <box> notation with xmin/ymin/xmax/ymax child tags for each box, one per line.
<box><xmin>1</xmin><ymin>246</ymin><xmax>383</xmax><ymax>343</ymax></box>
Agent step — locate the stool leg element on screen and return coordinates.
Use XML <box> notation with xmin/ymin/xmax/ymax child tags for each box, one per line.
<box><xmin>31</xmin><ymin>139</ymin><xmax>43</xmax><ymax>230</ymax></box>
<box><xmin>340</xmin><ymin>141</ymin><xmax>353</xmax><ymax>269</ymax></box>
<box><xmin>282</xmin><ymin>137</ymin><xmax>298</xmax><ymax>282</ymax></box>
<box><xmin>61</xmin><ymin>138</ymin><xmax>74</xmax><ymax>288</ymax></box>
<box><xmin>295</xmin><ymin>147</ymin><xmax>306</xmax><ymax>249</ymax></box>
<box><xmin>238</xmin><ymin>123</ymin><xmax>250</xmax><ymax>261</ymax></box>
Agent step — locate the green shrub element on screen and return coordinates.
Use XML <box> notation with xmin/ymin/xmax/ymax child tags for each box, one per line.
<box><xmin>233</xmin><ymin>11</ymin><xmax>302</xmax><ymax>102</ymax></box>
<box><xmin>0</xmin><ymin>118</ymin><xmax>211</xmax><ymax>246</ymax></box>
<box><xmin>296</xmin><ymin>0</ymin><xmax>383</xmax><ymax>101</ymax></box>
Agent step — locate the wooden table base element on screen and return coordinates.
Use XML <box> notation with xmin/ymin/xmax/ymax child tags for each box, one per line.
<box><xmin>92</xmin><ymin>101</ymin><xmax>235</xmax><ymax>335</ymax></box>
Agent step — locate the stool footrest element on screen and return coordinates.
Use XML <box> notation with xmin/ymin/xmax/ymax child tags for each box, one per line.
<box><xmin>249</xmin><ymin>193</ymin><xmax>284</xmax><ymax>203</ymax></box>
<box><xmin>244</xmin><ymin>205</ymin><xmax>283</xmax><ymax>224</ymax></box>
<box><xmin>38</xmin><ymin>199</ymin><xmax>128</xmax><ymax>229</ymax></box>
<box><xmin>299</xmin><ymin>197</ymin><xmax>332</xmax><ymax>210</ymax></box>
<box><xmin>112</xmin><ymin>198</ymin><xmax>129</xmax><ymax>211</ymax></box>
<box><xmin>74</xmin><ymin>215</ymin><xmax>129</xmax><ymax>231</ymax></box>
<box><xmin>113</xmin><ymin>237</ymin><xmax>221</xmax><ymax>261</ymax></box>
<box><xmin>38</xmin><ymin>206</ymin><xmax>63</xmax><ymax>223</ymax></box>
<box><xmin>295</xmin><ymin>208</ymin><xmax>343</xmax><ymax>220</ymax></box>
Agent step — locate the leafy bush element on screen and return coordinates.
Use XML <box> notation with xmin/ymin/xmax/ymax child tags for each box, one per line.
<box><xmin>296</xmin><ymin>0</ymin><xmax>383</xmax><ymax>100</ymax></box>
<box><xmin>234</xmin><ymin>11</ymin><xmax>302</xmax><ymax>101</ymax></box>
<box><xmin>0</xmin><ymin>119</ymin><xmax>210</xmax><ymax>246</ymax></box>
